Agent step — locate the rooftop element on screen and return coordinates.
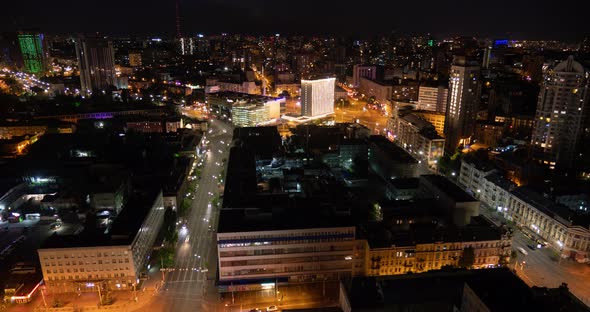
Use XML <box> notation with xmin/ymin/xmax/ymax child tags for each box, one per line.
<box><xmin>421</xmin><ymin>174</ymin><xmax>478</xmax><ymax>203</ymax></box>
<box><xmin>343</xmin><ymin>268</ymin><xmax>588</xmax><ymax>312</ymax></box>
<box><xmin>484</xmin><ymin>173</ymin><xmax>515</xmax><ymax>192</ymax></box>
<box><xmin>368</xmin><ymin>135</ymin><xmax>417</xmax><ymax>164</ymax></box>
<box><xmin>217</xmin><ymin>195</ymin><xmax>355</xmax><ymax>233</ymax></box>
<box><xmin>40</xmin><ymin>187</ymin><xmax>161</xmax><ymax>249</ymax></box>
<box><xmin>511</xmin><ymin>186</ymin><xmax>590</xmax><ymax>228</ymax></box>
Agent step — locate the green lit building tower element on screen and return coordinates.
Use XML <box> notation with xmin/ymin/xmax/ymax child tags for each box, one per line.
<box><xmin>75</xmin><ymin>36</ymin><xmax>116</xmax><ymax>95</ymax></box>
<box><xmin>17</xmin><ymin>32</ymin><xmax>45</xmax><ymax>75</ymax></box>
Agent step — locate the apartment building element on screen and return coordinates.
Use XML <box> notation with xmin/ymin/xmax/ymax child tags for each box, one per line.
<box><xmin>394</xmin><ymin>113</ymin><xmax>445</xmax><ymax>166</ymax></box>
<box><xmin>365</xmin><ymin>218</ymin><xmax>512</xmax><ymax>276</ymax></box>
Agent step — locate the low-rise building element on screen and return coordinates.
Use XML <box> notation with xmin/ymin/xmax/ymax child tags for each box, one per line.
<box><xmin>366</xmin><ymin>219</ymin><xmax>511</xmax><ymax>276</ymax></box>
<box><xmin>459</xmin><ymin>157</ymin><xmax>496</xmax><ymax>195</ymax></box>
<box><xmin>507</xmin><ymin>187</ymin><xmax>590</xmax><ymax>262</ymax></box>
<box><xmin>38</xmin><ymin>189</ymin><xmax>165</xmax><ymax>293</ymax></box>
<box><xmin>217</xmin><ymin>210</ymin><xmax>357</xmax><ymax>292</ymax></box>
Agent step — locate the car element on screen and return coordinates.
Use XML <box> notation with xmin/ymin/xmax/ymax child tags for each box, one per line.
<box><xmin>267</xmin><ymin>306</ymin><xmax>278</xmax><ymax>311</ymax></box>
<box><xmin>526</xmin><ymin>244</ymin><xmax>536</xmax><ymax>251</ymax></box>
<box><xmin>185</xmin><ymin>236</ymin><xmax>190</xmax><ymax>243</ymax></box>
<box><xmin>249</xmin><ymin>309</ymin><xmax>262</xmax><ymax>312</ymax></box>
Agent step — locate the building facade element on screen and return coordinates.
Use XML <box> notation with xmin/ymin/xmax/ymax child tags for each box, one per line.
<box><xmin>216</xmin><ymin>227</ymin><xmax>356</xmax><ymax>291</ymax></box>
<box><xmin>507</xmin><ymin>187</ymin><xmax>590</xmax><ymax>262</ymax></box>
<box><xmin>38</xmin><ymin>191</ymin><xmax>165</xmax><ymax>293</ymax></box>
<box><xmin>394</xmin><ymin>113</ymin><xmax>444</xmax><ymax>167</ymax></box>
<box><xmin>444</xmin><ymin>56</ymin><xmax>481</xmax><ymax>152</ymax></box>
<box><xmin>366</xmin><ymin>235</ymin><xmax>511</xmax><ymax>276</ymax></box>
<box><xmin>417</xmin><ymin>85</ymin><xmax>448</xmax><ymax>113</ymax></box>
<box><xmin>17</xmin><ymin>32</ymin><xmax>45</xmax><ymax>75</ymax></box>
<box><xmin>75</xmin><ymin>36</ymin><xmax>116</xmax><ymax>95</ymax></box>
<box><xmin>352</xmin><ymin>65</ymin><xmax>378</xmax><ymax>88</ymax></box>
<box><xmin>531</xmin><ymin>56</ymin><xmax>589</xmax><ymax>169</ymax></box>
<box><xmin>301</xmin><ymin>78</ymin><xmax>335</xmax><ymax>117</ymax></box>
<box><xmin>358</xmin><ymin>77</ymin><xmax>392</xmax><ymax>104</ymax></box>
<box><xmin>413</xmin><ymin>110</ymin><xmax>446</xmax><ymax>137</ymax></box>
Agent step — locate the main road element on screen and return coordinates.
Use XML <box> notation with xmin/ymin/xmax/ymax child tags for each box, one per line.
<box><xmin>151</xmin><ymin>119</ymin><xmax>233</xmax><ymax>312</ymax></box>
<box><xmin>479</xmin><ymin>203</ymin><xmax>590</xmax><ymax>306</ymax></box>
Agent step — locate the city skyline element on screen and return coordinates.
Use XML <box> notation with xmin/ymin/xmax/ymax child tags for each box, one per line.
<box><xmin>0</xmin><ymin>0</ymin><xmax>587</xmax><ymax>39</ymax></box>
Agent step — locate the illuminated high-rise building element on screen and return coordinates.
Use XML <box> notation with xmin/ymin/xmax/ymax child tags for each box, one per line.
<box><xmin>17</xmin><ymin>32</ymin><xmax>45</xmax><ymax>75</ymax></box>
<box><xmin>75</xmin><ymin>36</ymin><xmax>116</xmax><ymax>95</ymax></box>
<box><xmin>443</xmin><ymin>56</ymin><xmax>480</xmax><ymax>152</ymax></box>
<box><xmin>531</xmin><ymin>56</ymin><xmax>589</xmax><ymax>169</ymax></box>
<box><xmin>301</xmin><ymin>78</ymin><xmax>335</xmax><ymax>117</ymax></box>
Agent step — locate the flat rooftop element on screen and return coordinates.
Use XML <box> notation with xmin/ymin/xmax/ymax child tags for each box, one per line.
<box><xmin>40</xmin><ymin>187</ymin><xmax>161</xmax><ymax>249</ymax></box>
<box><xmin>421</xmin><ymin>174</ymin><xmax>478</xmax><ymax>202</ymax></box>
<box><xmin>369</xmin><ymin>135</ymin><xmax>417</xmax><ymax>164</ymax></box>
<box><xmin>217</xmin><ymin>195</ymin><xmax>355</xmax><ymax>233</ymax></box>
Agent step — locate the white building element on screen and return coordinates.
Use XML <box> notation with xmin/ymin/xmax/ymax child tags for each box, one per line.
<box><xmin>301</xmin><ymin>78</ymin><xmax>335</xmax><ymax>117</ymax></box>
<box><xmin>458</xmin><ymin>158</ymin><xmax>590</xmax><ymax>262</ymax></box>
<box><xmin>444</xmin><ymin>56</ymin><xmax>480</xmax><ymax>152</ymax></box>
<box><xmin>217</xmin><ymin>225</ymin><xmax>357</xmax><ymax>292</ymax></box>
<box><xmin>508</xmin><ymin>187</ymin><xmax>590</xmax><ymax>263</ymax></box>
<box><xmin>38</xmin><ymin>190</ymin><xmax>165</xmax><ymax>293</ymax></box>
<box><xmin>531</xmin><ymin>56</ymin><xmax>589</xmax><ymax>169</ymax></box>
<box><xmin>352</xmin><ymin>65</ymin><xmax>378</xmax><ymax>88</ymax></box>
<box><xmin>417</xmin><ymin>85</ymin><xmax>448</xmax><ymax>113</ymax></box>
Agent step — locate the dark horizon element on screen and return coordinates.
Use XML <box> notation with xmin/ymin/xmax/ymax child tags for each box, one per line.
<box><xmin>0</xmin><ymin>0</ymin><xmax>587</xmax><ymax>40</ymax></box>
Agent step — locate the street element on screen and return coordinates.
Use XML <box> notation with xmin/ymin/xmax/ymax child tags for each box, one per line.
<box><xmin>479</xmin><ymin>204</ymin><xmax>590</xmax><ymax>306</ymax></box>
<box><xmin>152</xmin><ymin>119</ymin><xmax>233</xmax><ymax>312</ymax></box>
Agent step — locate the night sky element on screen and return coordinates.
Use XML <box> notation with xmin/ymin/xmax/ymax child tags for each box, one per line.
<box><xmin>0</xmin><ymin>0</ymin><xmax>587</xmax><ymax>39</ymax></box>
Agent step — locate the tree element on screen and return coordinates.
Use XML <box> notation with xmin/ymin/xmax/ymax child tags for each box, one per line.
<box><xmin>458</xmin><ymin>247</ymin><xmax>475</xmax><ymax>269</ymax></box>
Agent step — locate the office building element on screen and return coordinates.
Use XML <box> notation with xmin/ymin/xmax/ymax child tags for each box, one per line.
<box><xmin>217</xmin><ymin>223</ymin><xmax>356</xmax><ymax>290</ymax></box>
<box><xmin>531</xmin><ymin>56</ymin><xmax>589</xmax><ymax>169</ymax></box>
<box><xmin>207</xmin><ymin>92</ymin><xmax>283</xmax><ymax>126</ymax></box>
<box><xmin>444</xmin><ymin>56</ymin><xmax>481</xmax><ymax>152</ymax></box>
<box><xmin>301</xmin><ymin>78</ymin><xmax>335</xmax><ymax>117</ymax></box>
<box><xmin>75</xmin><ymin>36</ymin><xmax>116</xmax><ymax>95</ymax></box>
<box><xmin>17</xmin><ymin>32</ymin><xmax>45</xmax><ymax>75</ymax></box>
<box><xmin>38</xmin><ymin>190</ymin><xmax>165</xmax><ymax>293</ymax></box>
<box><xmin>417</xmin><ymin>85</ymin><xmax>448</xmax><ymax>113</ymax></box>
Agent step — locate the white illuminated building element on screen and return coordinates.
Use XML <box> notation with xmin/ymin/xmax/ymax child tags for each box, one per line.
<box><xmin>531</xmin><ymin>56</ymin><xmax>589</xmax><ymax>169</ymax></box>
<box><xmin>444</xmin><ymin>56</ymin><xmax>480</xmax><ymax>152</ymax></box>
<box><xmin>301</xmin><ymin>78</ymin><xmax>335</xmax><ymax>117</ymax></box>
